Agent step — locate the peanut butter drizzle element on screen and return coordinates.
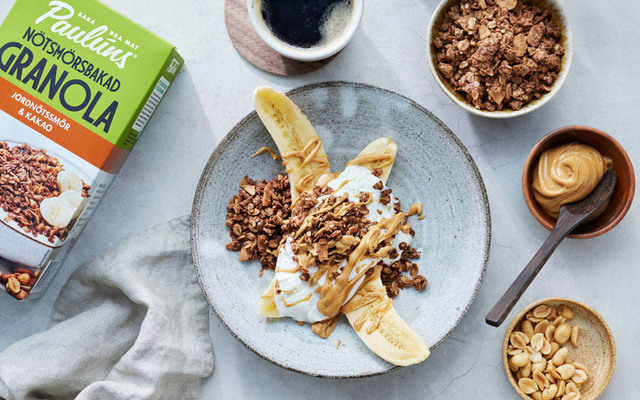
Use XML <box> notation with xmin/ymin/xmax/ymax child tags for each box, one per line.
<box><xmin>252</xmin><ymin>146</ymin><xmax>280</xmax><ymax>160</ymax></box>
<box><xmin>353</xmin><ymin>296</ymin><xmax>393</xmax><ymax>334</ymax></box>
<box><xmin>316</xmin><ymin>213</ymin><xmax>407</xmax><ymax>319</ymax></box>
<box><xmin>308</xmin><ymin>193</ymin><xmax>350</xmax><ymax>218</ymax></box>
<box><xmin>346</xmin><ymin>153</ymin><xmax>395</xmax><ymax>169</ymax></box>
<box><xmin>275</xmin><ymin>267</ymin><xmax>299</xmax><ymax>273</ymax></box>
<box><xmin>281</xmin><ymin>137</ymin><xmax>330</xmax><ymax>194</ymax></box>
<box><xmin>283</xmin><ymin>293</ymin><xmax>313</xmax><ymax>307</ymax></box>
<box><xmin>311</xmin><ymin>314</ymin><xmax>340</xmax><ymax>339</ymax></box>
<box><xmin>340</xmin><ymin>268</ymin><xmax>386</xmax><ymax>314</ymax></box>
<box><xmin>407</xmin><ymin>202</ymin><xmax>423</xmax><ymax>217</ymax></box>
<box><xmin>333</xmin><ymin>178</ymin><xmax>355</xmax><ymax>192</ymax></box>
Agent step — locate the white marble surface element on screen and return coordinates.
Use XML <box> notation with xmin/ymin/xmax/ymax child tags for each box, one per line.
<box><xmin>1</xmin><ymin>0</ymin><xmax>638</xmax><ymax>398</ymax></box>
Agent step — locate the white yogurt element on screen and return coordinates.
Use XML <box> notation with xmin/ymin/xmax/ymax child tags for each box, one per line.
<box><xmin>274</xmin><ymin>166</ymin><xmax>413</xmax><ymax>323</ymax></box>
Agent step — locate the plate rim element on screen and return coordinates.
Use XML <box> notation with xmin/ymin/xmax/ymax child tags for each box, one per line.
<box><xmin>190</xmin><ymin>81</ymin><xmax>492</xmax><ymax>378</ymax></box>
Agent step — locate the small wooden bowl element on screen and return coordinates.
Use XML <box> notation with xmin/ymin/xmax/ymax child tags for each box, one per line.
<box><xmin>503</xmin><ymin>298</ymin><xmax>616</xmax><ymax>400</ymax></box>
<box><xmin>522</xmin><ymin>126</ymin><xmax>635</xmax><ymax>239</ymax></box>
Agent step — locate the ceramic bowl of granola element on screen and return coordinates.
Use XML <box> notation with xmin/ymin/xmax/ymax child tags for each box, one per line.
<box><xmin>503</xmin><ymin>298</ymin><xmax>616</xmax><ymax>400</ymax></box>
<box><xmin>426</xmin><ymin>0</ymin><xmax>574</xmax><ymax>118</ymax></box>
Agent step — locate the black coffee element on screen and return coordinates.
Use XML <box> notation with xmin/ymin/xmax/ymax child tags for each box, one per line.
<box><xmin>260</xmin><ymin>0</ymin><xmax>353</xmax><ymax>48</ymax></box>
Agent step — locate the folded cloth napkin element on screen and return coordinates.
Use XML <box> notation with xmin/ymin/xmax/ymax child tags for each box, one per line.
<box><xmin>0</xmin><ymin>216</ymin><xmax>213</xmax><ymax>400</ymax></box>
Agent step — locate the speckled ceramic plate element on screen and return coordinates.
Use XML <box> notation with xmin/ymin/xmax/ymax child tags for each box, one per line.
<box><xmin>191</xmin><ymin>82</ymin><xmax>491</xmax><ymax>378</ymax></box>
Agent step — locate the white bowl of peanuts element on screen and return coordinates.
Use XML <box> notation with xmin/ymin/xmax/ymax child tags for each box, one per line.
<box><xmin>503</xmin><ymin>298</ymin><xmax>616</xmax><ymax>400</ymax></box>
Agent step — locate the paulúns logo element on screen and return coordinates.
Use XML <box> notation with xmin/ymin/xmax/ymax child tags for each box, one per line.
<box><xmin>35</xmin><ymin>1</ymin><xmax>136</xmax><ymax>70</ymax></box>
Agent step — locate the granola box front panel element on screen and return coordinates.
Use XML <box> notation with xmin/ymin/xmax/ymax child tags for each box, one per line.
<box><xmin>0</xmin><ymin>0</ymin><xmax>183</xmax><ymax>300</ymax></box>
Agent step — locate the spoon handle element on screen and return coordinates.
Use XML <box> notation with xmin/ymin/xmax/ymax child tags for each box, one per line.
<box><xmin>485</xmin><ymin>227</ymin><xmax>570</xmax><ymax>327</ymax></box>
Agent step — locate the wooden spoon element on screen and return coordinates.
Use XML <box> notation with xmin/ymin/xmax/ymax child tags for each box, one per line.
<box><xmin>486</xmin><ymin>170</ymin><xmax>617</xmax><ymax>327</ymax></box>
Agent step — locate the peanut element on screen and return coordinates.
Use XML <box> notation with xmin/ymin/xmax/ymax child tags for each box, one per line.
<box><xmin>571</xmin><ymin>368</ymin><xmax>588</xmax><ymax>384</ymax></box>
<box><xmin>521</xmin><ymin>320</ymin><xmax>535</xmax><ymax>339</ymax></box>
<box><xmin>512</xmin><ymin>352</ymin><xmax>530</xmax><ymax>368</ymax></box>
<box><xmin>531</xmin><ymin>333</ymin><xmax>545</xmax><ymax>352</ymax></box>
<box><xmin>552</xmin><ymin>347</ymin><xmax>568</xmax><ymax>366</ymax></box>
<box><xmin>532</xmin><ymin>360</ymin><xmax>546</xmax><ymax>373</ymax></box>
<box><xmin>570</xmin><ymin>325</ymin><xmax>581</xmax><ymax>346</ymax></box>
<box><xmin>557</xmin><ymin>364</ymin><xmax>575</xmax><ymax>380</ymax></box>
<box><xmin>520</xmin><ymin>361</ymin><xmax>532</xmax><ymax>378</ymax></box>
<box><xmin>511</xmin><ymin>331</ymin><xmax>529</xmax><ymax>349</ymax></box>
<box><xmin>554</xmin><ymin>323</ymin><xmax>571</xmax><ymax>344</ymax></box>
<box><xmin>534</xmin><ymin>319</ymin><xmax>549</xmax><ymax>335</ymax></box>
<box><xmin>544</xmin><ymin>325</ymin><xmax>556</xmax><ymax>343</ymax></box>
<box><xmin>6</xmin><ymin>277</ymin><xmax>20</xmax><ymax>294</ymax></box>
<box><xmin>518</xmin><ymin>378</ymin><xmax>538</xmax><ymax>394</ymax></box>
<box><xmin>542</xmin><ymin>384</ymin><xmax>558</xmax><ymax>400</ymax></box>
<box><xmin>565</xmin><ymin>381</ymin><xmax>579</xmax><ymax>394</ymax></box>
<box><xmin>16</xmin><ymin>273</ymin><xmax>31</xmax><ymax>285</ymax></box>
<box><xmin>533</xmin><ymin>304</ymin><xmax>553</xmax><ymax>319</ymax></box>
<box><xmin>533</xmin><ymin>370</ymin><xmax>549</xmax><ymax>390</ymax></box>
<box><xmin>557</xmin><ymin>304</ymin><xmax>574</xmax><ymax>319</ymax></box>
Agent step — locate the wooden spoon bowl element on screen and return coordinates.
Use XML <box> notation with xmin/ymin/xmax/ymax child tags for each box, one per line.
<box><xmin>522</xmin><ymin>126</ymin><xmax>635</xmax><ymax>239</ymax></box>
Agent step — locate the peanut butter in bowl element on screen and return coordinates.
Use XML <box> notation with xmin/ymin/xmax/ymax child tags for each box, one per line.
<box><xmin>531</xmin><ymin>142</ymin><xmax>613</xmax><ymax>218</ymax></box>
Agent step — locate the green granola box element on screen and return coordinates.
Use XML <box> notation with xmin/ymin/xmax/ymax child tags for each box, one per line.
<box><xmin>0</xmin><ymin>0</ymin><xmax>183</xmax><ymax>300</ymax></box>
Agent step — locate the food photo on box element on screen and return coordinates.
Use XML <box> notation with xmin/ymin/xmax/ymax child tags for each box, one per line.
<box><xmin>0</xmin><ymin>0</ymin><xmax>638</xmax><ymax>399</ymax></box>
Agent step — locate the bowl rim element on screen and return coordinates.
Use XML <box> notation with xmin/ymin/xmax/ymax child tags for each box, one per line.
<box><xmin>246</xmin><ymin>0</ymin><xmax>364</xmax><ymax>62</ymax></box>
<box><xmin>521</xmin><ymin>125</ymin><xmax>636</xmax><ymax>239</ymax></box>
<box><xmin>425</xmin><ymin>0</ymin><xmax>574</xmax><ymax>118</ymax></box>
<box><xmin>502</xmin><ymin>297</ymin><xmax>616</xmax><ymax>400</ymax></box>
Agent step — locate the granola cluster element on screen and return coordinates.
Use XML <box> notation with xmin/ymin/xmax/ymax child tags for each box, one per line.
<box><xmin>433</xmin><ymin>0</ymin><xmax>564</xmax><ymax>111</ymax></box>
<box><xmin>0</xmin><ymin>142</ymin><xmax>88</xmax><ymax>242</ymax></box>
<box><xmin>225</xmin><ymin>174</ymin><xmax>292</xmax><ymax>272</ymax></box>
<box><xmin>379</xmin><ymin>244</ymin><xmax>426</xmax><ymax>297</ymax></box>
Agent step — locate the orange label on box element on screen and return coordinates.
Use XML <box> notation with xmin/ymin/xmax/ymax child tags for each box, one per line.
<box><xmin>0</xmin><ymin>77</ymin><xmax>128</xmax><ymax>173</ymax></box>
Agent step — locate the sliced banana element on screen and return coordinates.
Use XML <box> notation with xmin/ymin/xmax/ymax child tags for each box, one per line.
<box><xmin>60</xmin><ymin>190</ymin><xmax>82</xmax><ymax>210</ymax></box>
<box><xmin>39</xmin><ymin>197</ymin><xmax>74</xmax><ymax>228</ymax></box>
<box><xmin>343</xmin><ymin>137</ymin><xmax>429</xmax><ymax>366</ymax></box>
<box><xmin>253</xmin><ymin>86</ymin><xmax>331</xmax><ymax>201</ymax></box>
<box><xmin>344</xmin><ymin>278</ymin><xmax>430</xmax><ymax>366</ymax></box>
<box><xmin>57</xmin><ymin>170</ymin><xmax>82</xmax><ymax>193</ymax></box>
<box><xmin>347</xmin><ymin>137</ymin><xmax>397</xmax><ymax>184</ymax></box>
<box><xmin>258</xmin><ymin>278</ymin><xmax>280</xmax><ymax>318</ymax></box>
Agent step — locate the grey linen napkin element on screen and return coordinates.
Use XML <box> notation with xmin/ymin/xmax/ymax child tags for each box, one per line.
<box><xmin>0</xmin><ymin>216</ymin><xmax>213</xmax><ymax>400</ymax></box>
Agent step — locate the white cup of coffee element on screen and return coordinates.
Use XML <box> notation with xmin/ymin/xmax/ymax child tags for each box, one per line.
<box><xmin>247</xmin><ymin>0</ymin><xmax>363</xmax><ymax>62</ymax></box>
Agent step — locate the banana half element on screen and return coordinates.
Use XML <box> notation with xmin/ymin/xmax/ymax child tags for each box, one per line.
<box><xmin>343</xmin><ymin>277</ymin><xmax>430</xmax><ymax>366</ymax></box>
<box><xmin>341</xmin><ymin>137</ymin><xmax>430</xmax><ymax>366</ymax></box>
<box><xmin>253</xmin><ymin>86</ymin><xmax>331</xmax><ymax>202</ymax></box>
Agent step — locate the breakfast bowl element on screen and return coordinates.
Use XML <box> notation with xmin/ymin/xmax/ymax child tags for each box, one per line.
<box><xmin>426</xmin><ymin>0</ymin><xmax>574</xmax><ymax>118</ymax></box>
<box><xmin>191</xmin><ymin>81</ymin><xmax>491</xmax><ymax>377</ymax></box>
<box><xmin>522</xmin><ymin>126</ymin><xmax>635</xmax><ymax>239</ymax></box>
<box><xmin>503</xmin><ymin>298</ymin><xmax>616</xmax><ymax>400</ymax></box>
<box><xmin>247</xmin><ymin>0</ymin><xmax>364</xmax><ymax>62</ymax></box>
